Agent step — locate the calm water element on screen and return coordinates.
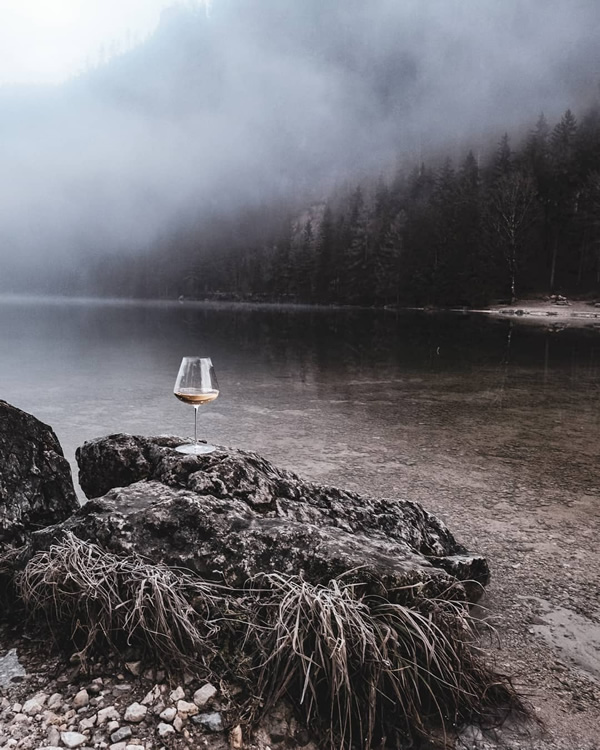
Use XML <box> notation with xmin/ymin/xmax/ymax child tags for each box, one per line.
<box><xmin>1</xmin><ymin>296</ymin><xmax>599</xmax><ymax>500</ymax></box>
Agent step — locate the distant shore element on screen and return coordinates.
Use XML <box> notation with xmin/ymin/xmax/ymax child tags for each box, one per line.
<box><xmin>473</xmin><ymin>298</ymin><xmax>600</xmax><ymax>326</ymax></box>
<box><xmin>3</xmin><ymin>293</ymin><xmax>600</xmax><ymax>326</ymax></box>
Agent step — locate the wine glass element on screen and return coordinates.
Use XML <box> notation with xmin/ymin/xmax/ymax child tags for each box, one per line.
<box><xmin>173</xmin><ymin>356</ymin><xmax>219</xmax><ymax>454</ymax></box>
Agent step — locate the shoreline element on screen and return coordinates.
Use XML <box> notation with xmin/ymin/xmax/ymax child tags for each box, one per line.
<box><xmin>2</xmin><ymin>293</ymin><xmax>600</xmax><ymax>326</ymax></box>
<box><xmin>471</xmin><ymin>299</ymin><xmax>600</xmax><ymax>326</ymax></box>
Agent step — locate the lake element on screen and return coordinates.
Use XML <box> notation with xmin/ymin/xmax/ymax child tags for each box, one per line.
<box><xmin>1</xmin><ymin>295</ymin><xmax>599</xmax><ymax>505</ymax></box>
<box><xmin>4</xmin><ymin>294</ymin><xmax>600</xmax><ymax>744</ymax></box>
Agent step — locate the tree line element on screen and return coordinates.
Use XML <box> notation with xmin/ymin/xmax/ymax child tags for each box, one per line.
<box><xmin>87</xmin><ymin>103</ymin><xmax>600</xmax><ymax>307</ymax></box>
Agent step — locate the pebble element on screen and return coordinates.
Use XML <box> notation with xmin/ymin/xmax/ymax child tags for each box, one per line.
<box><xmin>159</xmin><ymin>707</ymin><xmax>177</xmax><ymax>723</ymax></box>
<box><xmin>47</xmin><ymin>727</ymin><xmax>61</xmax><ymax>746</ymax></box>
<box><xmin>113</xmin><ymin>684</ymin><xmax>133</xmax><ymax>694</ymax></box>
<box><xmin>42</xmin><ymin>709</ymin><xmax>61</xmax><ymax>724</ymax></box>
<box><xmin>22</xmin><ymin>698</ymin><xmax>44</xmax><ymax>716</ymax></box>
<box><xmin>176</xmin><ymin>700</ymin><xmax>198</xmax><ymax>719</ymax></box>
<box><xmin>169</xmin><ymin>686</ymin><xmax>185</xmax><ymax>702</ymax></box>
<box><xmin>21</xmin><ymin>693</ymin><xmax>48</xmax><ymax>716</ymax></box>
<box><xmin>79</xmin><ymin>715</ymin><xmax>97</xmax><ymax>732</ymax></box>
<box><xmin>157</xmin><ymin>722</ymin><xmax>176</xmax><ymax>738</ymax></box>
<box><xmin>173</xmin><ymin>716</ymin><xmax>184</xmax><ymax>732</ymax></box>
<box><xmin>47</xmin><ymin>693</ymin><xmax>63</xmax><ymax>711</ymax></box>
<box><xmin>193</xmin><ymin>683</ymin><xmax>217</xmax><ymax>708</ymax></box>
<box><xmin>92</xmin><ymin>730</ymin><xmax>107</xmax><ymax>745</ymax></box>
<box><xmin>124</xmin><ymin>703</ymin><xmax>147</xmax><ymax>723</ymax></box>
<box><xmin>192</xmin><ymin>712</ymin><xmax>223</xmax><ymax>732</ymax></box>
<box><xmin>0</xmin><ymin>662</ymin><xmax>233</xmax><ymax>750</ymax></box>
<box><xmin>125</xmin><ymin>661</ymin><xmax>142</xmax><ymax>676</ymax></box>
<box><xmin>230</xmin><ymin>725</ymin><xmax>243</xmax><ymax>749</ymax></box>
<box><xmin>111</xmin><ymin>726</ymin><xmax>132</xmax><ymax>743</ymax></box>
<box><xmin>72</xmin><ymin>689</ymin><xmax>89</xmax><ymax>709</ymax></box>
<box><xmin>141</xmin><ymin>686</ymin><xmax>161</xmax><ymax>706</ymax></box>
<box><xmin>60</xmin><ymin>731</ymin><xmax>88</xmax><ymax>748</ymax></box>
<box><xmin>97</xmin><ymin>706</ymin><xmax>121</xmax><ymax>725</ymax></box>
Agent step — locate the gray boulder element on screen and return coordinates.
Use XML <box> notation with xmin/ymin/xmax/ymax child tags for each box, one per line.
<box><xmin>62</xmin><ymin>434</ymin><xmax>487</xmax><ymax>601</ymax></box>
<box><xmin>0</xmin><ymin>401</ymin><xmax>78</xmax><ymax>549</ymax></box>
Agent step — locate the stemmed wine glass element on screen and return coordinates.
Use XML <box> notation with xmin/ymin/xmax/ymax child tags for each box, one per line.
<box><xmin>173</xmin><ymin>356</ymin><xmax>219</xmax><ymax>454</ymax></box>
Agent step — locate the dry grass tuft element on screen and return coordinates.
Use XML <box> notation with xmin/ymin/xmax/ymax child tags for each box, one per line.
<box><xmin>17</xmin><ymin>532</ymin><xmax>228</xmax><ymax>673</ymax></box>
<box><xmin>246</xmin><ymin>573</ymin><xmax>524</xmax><ymax>750</ymax></box>
<box><xmin>9</xmin><ymin>537</ymin><xmax>525</xmax><ymax>749</ymax></box>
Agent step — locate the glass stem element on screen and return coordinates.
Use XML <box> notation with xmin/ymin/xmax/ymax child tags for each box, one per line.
<box><xmin>194</xmin><ymin>405</ymin><xmax>198</xmax><ymax>445</ymax></box>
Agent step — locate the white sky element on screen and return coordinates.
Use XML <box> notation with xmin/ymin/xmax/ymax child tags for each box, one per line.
<box><xmin>0</xmin><ymin>0</ymin><xmax>185</xmax><ymax>86</ymax></box>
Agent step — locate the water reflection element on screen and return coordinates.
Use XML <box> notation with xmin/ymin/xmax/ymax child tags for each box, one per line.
<box><xmin>1</xmin><ymin>296</ymin><xmax>599</xmax><ymax>496</ymax></box>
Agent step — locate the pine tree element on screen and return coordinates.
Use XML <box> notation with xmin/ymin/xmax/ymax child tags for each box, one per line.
<box><xmin>522</xmin><ymin>114</ymin><xmax>552</xmax><ymax>277</ymax></box>
<box><xmin>547</xmin><ymin>109</ymin><xmax>579</xmax><ymax>291</ymax></box>
<box><xmin>551</xmin><ymin>109</ymin><xmax>578</xmax><ymax>166</ymax></box>
<box><xmin>430</xmin><ymin>159</ymin><xmax>459</xmax><ymax>304</ymax></box>
<box><xmin>375</xmin><ymin>209</ymin><xmax>405</xmax><ymax>305</ymax></box>
<box><xmin>269</xmin><ymin>222</ymin><xmax>293</xmax><ymax>299</ymax></box>
<box><xmin>341</xmin><ymin>187</ymin><xmax>375</xmax><ymax>304</ymax></box>
<box><xmin>524</xmin><ymin>113</ymin><xmax>550</xmax><ymax>169</ymax></box>
<box><xmin>455</xmin><ymin>151</ymin><xmax>490</xmax><ymax>305</ymax></box>
<box><xmin>315</xmin><ymin>204</ymin><xmax>336</xmax><ymax>302</ymax></box>
<box><xmin>494</xmin><ymin>133</ymin><xmax>512</xmax><ymax>180</ymax></box>
<box><xmin>291</xmin><ymin>218</ymin><xmax>317</xmax><ymax>302</ymax></box>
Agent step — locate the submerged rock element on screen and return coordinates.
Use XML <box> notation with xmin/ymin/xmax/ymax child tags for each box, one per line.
<box><xmin>0</xmin><ymin>401</ymin><xmax>78</xmax><ymax>550</ymax></box>
<box><xmin>22</xmin><ymin>433</ymin><xmax>489</xmax><ymax>602</ymax></box>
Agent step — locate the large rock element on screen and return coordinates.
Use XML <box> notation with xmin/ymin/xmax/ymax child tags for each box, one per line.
<box><xmin>0</xmin><ymin>401</ymin><xmax>78</xmax><ymax>549</ymax></box>
<box><xmin>32</xmin><ymin>433</ymin><xmax>490</xmax><ymax>602</ymax></box>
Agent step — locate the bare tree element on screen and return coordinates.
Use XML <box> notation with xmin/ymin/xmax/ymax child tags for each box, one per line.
<box><xmin>484</xmin><ymin>171</ymin><xmax>538</xmax><ymax>302</ymax></box>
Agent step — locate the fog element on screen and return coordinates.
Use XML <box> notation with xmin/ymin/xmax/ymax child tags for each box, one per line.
<box><xmin>1</xmin><ymin>0</ymin><xmax>599</xmax><ymax>293</ymax></box>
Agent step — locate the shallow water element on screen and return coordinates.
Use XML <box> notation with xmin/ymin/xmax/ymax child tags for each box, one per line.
<box><xmin>1</xmin><ymin>296</ymin><xmax>599</xmax><ymax>500</ymax></box>
<box><xmin>0</xmin><ymin>648</ymin><xmax>26</xmax><ymax>687</ymax></box>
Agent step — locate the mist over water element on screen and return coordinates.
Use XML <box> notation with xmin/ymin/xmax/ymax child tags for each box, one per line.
<box><xmin>1</xmin><ymin>0</ymin><xmax>600</xmax><ymax>292</ymax></box>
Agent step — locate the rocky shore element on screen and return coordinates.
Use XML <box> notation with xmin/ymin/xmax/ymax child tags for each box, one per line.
<box><xmin>0</xmin><ymin>400</ymin><xmax>529</xmax><ymax>749</ymax></box>
<box><xmin>0</xmin><ymin>663</ymin><xmax>233</xmax><ymax>750</ymax></box>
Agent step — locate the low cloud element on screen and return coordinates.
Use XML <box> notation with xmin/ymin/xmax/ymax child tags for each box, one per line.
<box><xmin>1</xmin><ymin>0</ymin><xmax>599</xmax><ymax>291</ymax></box>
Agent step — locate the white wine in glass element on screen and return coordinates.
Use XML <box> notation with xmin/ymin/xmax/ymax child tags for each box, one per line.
<box><xmin>173</xmin><ymin>356</ymin><xmax>219</xmax><ymax>454</ymax></box>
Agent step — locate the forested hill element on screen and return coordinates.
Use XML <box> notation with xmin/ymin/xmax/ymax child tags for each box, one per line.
<box><xmin>89</xmin><ymin>105</ymin><xmax>600</xmax><ymax>307</ymax></box>
<box><xmin>2</xmin><ymin>1</ymin><xmax>600</xmax><ymax>304</ymax></box>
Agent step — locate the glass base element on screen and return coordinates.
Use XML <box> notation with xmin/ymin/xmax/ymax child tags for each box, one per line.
<box><xmin>175</xmin><ymin>443</ymin><xmax>216</xmax><ymax>455</ymax></box>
